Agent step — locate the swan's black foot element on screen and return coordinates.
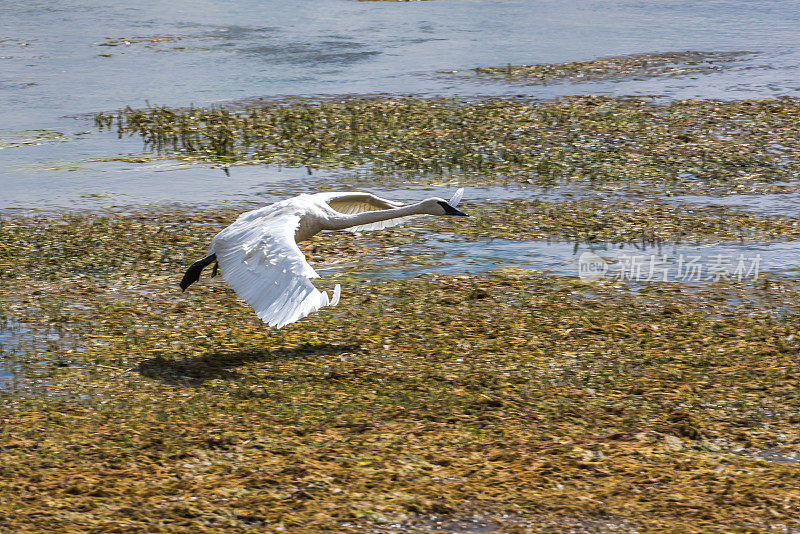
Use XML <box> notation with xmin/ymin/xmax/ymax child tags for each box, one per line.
<box><xmin>180</xmin><ymin>253</ymin><xmax>217</xmax><ymax>291</ymax></box>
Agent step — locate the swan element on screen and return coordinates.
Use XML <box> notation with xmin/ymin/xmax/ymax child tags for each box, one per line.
<box><xmin>180</xmin><ymin>188</ymin><xmax>467</xmax><ymax>328</ymax></box>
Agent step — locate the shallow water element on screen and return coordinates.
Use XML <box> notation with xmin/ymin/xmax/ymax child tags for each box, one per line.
<box><xmin>2</xmin><ymin>0</ymin><xmax>800</xmax><ymax>212</ymax></box>
<box><xmin>325</xmin><ymin>234</ymin><xmax>800</xmax><ymax>284</ymax></box>
<box><xmin>746</xmin><ymin>449</ymin><xmax>800</xmax><ymax>464</ymax></box>
<box><xmin>664</xmin><ymin>188</ymin><xmax>800</xmax><ymax>217</ymax></box>
<box><xmin>0</xmin><ymin>319</ymin><xmax>27</xmax><ymax>390</ymax></box>
<box><xmin>0</xmin><ymin>317</ymin><xmax>84</xmax><ymax>391</ymax></box>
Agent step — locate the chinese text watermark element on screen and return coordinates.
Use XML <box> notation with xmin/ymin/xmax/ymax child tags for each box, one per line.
<box><xmin>577</xmin><ymin>252</ymin><xmax>762</xmax><ymax>283</ymax></box>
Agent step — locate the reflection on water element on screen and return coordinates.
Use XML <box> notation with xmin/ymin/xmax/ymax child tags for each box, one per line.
<box><xmin>0</xmin><ymin>158</ymin><xmax>351</xmax><ymax>215</ymax></box>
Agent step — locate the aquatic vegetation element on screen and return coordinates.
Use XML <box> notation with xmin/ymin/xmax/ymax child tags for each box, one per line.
<box><xmin>0</xmin><ymin>39</ymin><xmax>31</xmax><ymax>47</ymax></box>
<box><xmin>0</xmin><ymin>129</ymin><xmax>66</xmax><ymax>149</ymax></box>
<box><xmin>97</xmin><ymin>36</ymin><xmax>181</xmax><ymax>47</ymax></box>
<box><xmin>95</xmin><ymin>95</ymin><xmax>800</xmax><ymax>192</ymax></box>
<box><xmin>448</xmin><ymin>51</ymin><xmax>755</xmax><ymax>83</ymax></box>
<box><xmin>93</xmin><ymin>35</ymin><xmax>198</xmax><ymax>57</ymax></box>
<box><xmin>2</xmin><ymin>208</ymin><xmax>800</xmax><ymax>532</ymax></box>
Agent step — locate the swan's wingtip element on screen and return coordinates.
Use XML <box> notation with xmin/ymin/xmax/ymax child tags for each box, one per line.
<box><xmin>449</xmin><ymin>187</ymin><xmax>465</xmax><ymax>207</ymax></box>
<box><xmin>331</xmin><ymin>284</ymin><xmax>341</xmax><ymax>307</ymax></box>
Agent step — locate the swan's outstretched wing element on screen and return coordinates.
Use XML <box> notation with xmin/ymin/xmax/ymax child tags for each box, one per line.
<box><xmin>210</xmin><ymin>212</ymin><xmax>340</xmax><ymax>329</ymax></box>
<box><xmin>317</xmin><ymin>192</ymin><xmax>413</xmax><ymax>233</ymax></box>
<box><xmin>318</xmin><ymin>192</ymin><xmax>404</xmax><ymax>214</ymax></box>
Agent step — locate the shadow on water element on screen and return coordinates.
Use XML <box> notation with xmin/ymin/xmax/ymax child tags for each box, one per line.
<box><xmin>135</xmin><ymin>343</ymin><xmax>360</xmax><ymax>386</ymax></box>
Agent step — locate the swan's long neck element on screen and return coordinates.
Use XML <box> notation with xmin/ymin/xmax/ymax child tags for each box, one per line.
<box><xmin>324</xmin><ymin>201</ymin><xmax>428</xmax><ymax>231</ymax></box>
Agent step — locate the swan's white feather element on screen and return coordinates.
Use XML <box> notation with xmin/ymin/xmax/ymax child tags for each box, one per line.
<box><xmin>210</xmin><ymin>206</ymin><xmax>338</xmax><ymax>329</ymax></box>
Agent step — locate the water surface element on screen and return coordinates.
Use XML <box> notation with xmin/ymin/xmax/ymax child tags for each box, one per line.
<box><xmin>2</xmin><ymin>0</ymin><xmax>800</xmax><ymax>211</ymax></box>
<box><xmin>361</xmin><ymin>236</ymin><xmax>800</xmax><ymax>283</ymax></box>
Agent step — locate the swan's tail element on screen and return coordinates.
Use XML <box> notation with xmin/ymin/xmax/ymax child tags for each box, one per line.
<box><xmin>449</xmin><ymin>187</ymin><xmax>464</xmax><ymax>207</ymax></box>
<box><xmin>180</xmin><ymin>253</ymin><xmax>217</xmax><ymax>291</ymax></box>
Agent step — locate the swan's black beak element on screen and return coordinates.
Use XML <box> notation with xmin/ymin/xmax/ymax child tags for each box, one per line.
<box><xmin>439</xmin><ymin>201</ymin><xmax>469</xmax><ymax>216</ymax></box>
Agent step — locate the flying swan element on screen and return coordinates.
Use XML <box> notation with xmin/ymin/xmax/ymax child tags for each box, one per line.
<box><xmin>180</xmin><ymin>189</ymin><xmax>468</xmax><ymax>328</ymax></box>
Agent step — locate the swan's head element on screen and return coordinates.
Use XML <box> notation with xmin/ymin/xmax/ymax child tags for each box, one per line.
<box><xmin>423</xmin><ymin>198</ymin><xmax>469</xmax><ymax>217</ymax></box>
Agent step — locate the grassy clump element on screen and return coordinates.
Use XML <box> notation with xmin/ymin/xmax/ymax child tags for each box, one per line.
<box><xmin>2</xmin><ymin>209</ymin><xmax>800</xmax><ymax>532</ymax></box>
<box><xmin>98</xmin><ymin>36</ymin><xmax>180</xmax><ymax>47</ymax></box>
<box><xmin>95</xmin><ymin>96</ymin><xmax>800</xmax><ymax>191</ymax></box>
<box><xmin>0</xmin><ymin>129</ymin><xmax>65</xmax><ymax>149</ymax></box>
<box><xmin>461</xmin><ymin>51</ymin><xmax>754</xmax><ymax>83</ymax></box>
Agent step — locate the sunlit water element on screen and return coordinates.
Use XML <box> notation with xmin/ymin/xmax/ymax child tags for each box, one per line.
<box><xmin>664</xmin><ymin>189</ymin><xmax>800</xmax><ymax>217</ymax></box>
<box><xmin>0</xmin><ymin>320</ymin><xmax>31</xmax><ymax>390</ymax></box>
<box><xmin>338</xmin><ymin>235</ymin><xmax>800</xmax><ymax>284</ymax></box>
<box><xmin>0</xmin><ymin>324</ymin><xmax>14</xmax><ymax>386</ymax></box>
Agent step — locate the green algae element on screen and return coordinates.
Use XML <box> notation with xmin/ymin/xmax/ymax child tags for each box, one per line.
<box><xmin>95</xmin><ymin>95</ymin><xmax>800</xmax><ymax>193</ymax></box>
<box><xmin>2</xmin><ymin>207</ymin><xmax>800</xmax><ymax>532</ymax></box>
<box><xmin>97</xmin><ymin>36</ymin><xmax>181</xmax><ymax>47</ymax></box>
<box><xmin>0</xmin><ymin>130</ymin><xmax>66</xmax><ymax>150</ymax></box>
<box><xmin>93</xmin><ymin>35</ymin><xmax>209</xmax><ymax>57</ymax></box>
<box><xmin>452</xmin><ymin>51</ymin><xmax>755</xmax><ymax>83</ymax></box>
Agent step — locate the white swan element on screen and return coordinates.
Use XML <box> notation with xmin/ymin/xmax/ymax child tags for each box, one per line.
<box><xmin>180</xmin><ymin>189</ymin><xmax>467</xmax><ymax>328</ymax></box>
